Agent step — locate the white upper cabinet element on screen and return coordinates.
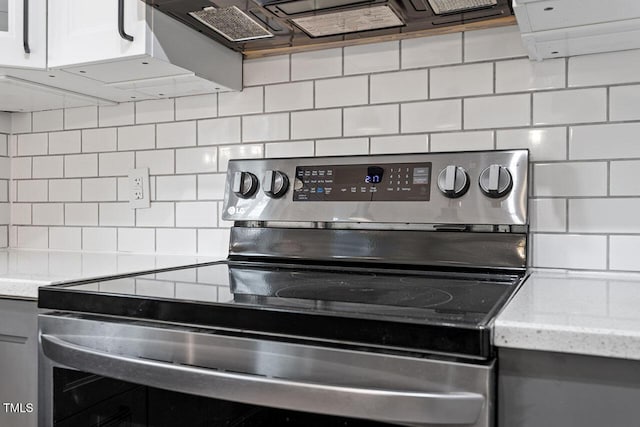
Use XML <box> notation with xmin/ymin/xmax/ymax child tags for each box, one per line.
<box><xmin>47</xmin><ymin>0</ymin><xmax>147</xmax><ymax>68</ymax></box>
<box><xmin>514</xmin><ymin>0</ymin><xmax>640</xmax><ymax>60</ymax></box>
<box><xmin>0</xmin><ymin>0</ymin><xmax>46</xmax><ymax>68</ymax></box>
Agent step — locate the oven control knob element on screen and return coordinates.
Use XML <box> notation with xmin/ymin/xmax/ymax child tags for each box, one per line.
<box><xmin>437</xmin><ymin>165</ymin><xmax>469</xmax><ymax>198</ymax></box>
<box><xmin>263</xmin><ymin>170</ymin><xmax>289</xmax><ymax>198</ymax></box>
<box><xmin>232</xmin><ymin>171</ymin><xmax>258</xmax><ymax>199</ymax></box>
<box><xmin>479</xmin><ymin>165</ymin><xmax>513</xmax><ymax>198</ymax></box>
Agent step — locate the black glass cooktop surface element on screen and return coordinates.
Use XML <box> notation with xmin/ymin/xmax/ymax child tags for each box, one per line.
<box><xmin>39</xmin><ymin>261</ymin><xmax>526</xmax><ymax>359</ymax></box>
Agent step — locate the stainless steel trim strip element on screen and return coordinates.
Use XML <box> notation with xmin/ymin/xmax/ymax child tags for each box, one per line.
<box><xmin>230</xmin><ymin>227</ymin><xmax>527</xmax><ymax>270</ymax></box>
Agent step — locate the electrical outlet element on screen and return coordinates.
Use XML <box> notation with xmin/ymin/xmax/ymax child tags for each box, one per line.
<box><xmin>128</xmin><ymin>168</ymin><xmax>150</xmax><ymax>209</ymax></box>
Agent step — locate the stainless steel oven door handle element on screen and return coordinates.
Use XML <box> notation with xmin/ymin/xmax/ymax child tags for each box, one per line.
<box><xmin>41</xmin><ymin>334</ymin><xmax>485</xmax><ymax>426</ymax></box>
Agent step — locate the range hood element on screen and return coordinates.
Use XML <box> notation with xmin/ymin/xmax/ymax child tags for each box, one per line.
<box><xmin>143</xmin><ymin>0</ymin><xmax>513</xmax><ymax>56</ymax></box>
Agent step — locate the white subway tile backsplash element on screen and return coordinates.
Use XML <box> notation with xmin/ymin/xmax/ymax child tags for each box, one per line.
<box><xmin>344</xmin><ymin>41</ymin><xmax>399</xmax><ymax>75</ymax></box>
<box><xmin>33</xmin><ymin>156</ymin><xmax>63</xmax><ymax>178</ymax></box>
<box><xmin>176</xmin><ymin>147</ymin><xmax>217</xmax><ymax>174</ymax></box>
<box><xmin>370</xmin><ymin>135</ymin><xmax>428</xmax><ymax>154</ymax></box>
<box><xmin>157</xmin><ymin>229</ymin><xmax>196</xmax><ymax>254</ymax></box>
<box><xmin>496</xmin><ymin>58</ymin><xmax>566</xmax><ymax>93</ymax></box>
<box><xmin>32</xmin><ymin>203</ymin><xmax>64</xmax><ymax>225</ymax></box>
<box><xmin>569</xmin><ymin>49</ymin><xmax>640</xmax><ymax>87</ymax></box>
<box><xmin>464</xmin><ymin>26</ymin><xmax>527</xmax><ymax>62</ymax></box>
<box><xmin>533</xmin><ymin>89</ymin><xmax>607</xmax><ymax>125</ymax></box>
<box><xmin>99</xmin><ymin>103</ymin><xmax>134</xmax><ymax>127</ymax></box>
<box><xmin>100</xmin><ymin>203</ymin><xmax>135</xmax><ymax>226</ymax></box>
<box><xmin>198</xmin><ymin>117</ymin><xmax>241</xmax><ymax>146</ymax></box>
<box><xmin>291</xmin><ymin>49</ymin><xmax>342</xmax><ymax>81</ymax></box>
<box><xmin>401</xmin><ymin>100</ymin><xmax>461</xmax><ymax>133</ymax></box>
<box><xmin>49</xmin><ymin>130</ymin><xmax>81</xmax><ymax>154</ymax></box>
<box><xmin>17</xmin><ymin>133</ymin><xmax>47</xmax><ymax>156</ymax></box>
<box><xmin>83</xmin><ymin>128</ymin><xmax>117</xmax><ymax>153</ymax></box>
<box><xmin>265</xmin><ymin>82</ymin><xmax>313</xmax><ymax>112</ymax></box>
<box><xmin>82</xmin><ymin>178</ymin><xmax>117</xmax><ymax>202</ymax></box>
<box><xmin>49</xmin><ymin>228</ymin><xmax>81</xmax><ymax>250</ymax></box>
<box><xmin>534</xmin><ymin>162</ymin><xmax>607</xmax><ymax>197</ymax></box>
<box><xmin>136</xmin><ymin>99</ymin><xmax>174</xmax><ymax>124</ymax></box>
<box><xmin>118</xmin><ymin>228</ymin><xmax>155</xmax><ymax>253</ymax></box>
<box><xmin>0</xmin><ymin>134</ymin><xmax>6</xmax><ymax>156</ymax></box>
<box><xmin>218</xmin><ymin>144</ymin><xmax>264</xmax><ymax>172</ymax></box>
<box><xmin>430</xmin><ymin>131</ymin><xmax>493</xmax><ymax>152</ymax></box>
<box><xmin>610</xmin><ymin>236</ymin><xmax>640</xmax><ymax>272</ymax></box>
<box><xmin>534</xmin><ymin>234</ymin><xmax>607</xmax><ymax>270</ymax></box>
<box><xmin>496</xmin><ymin>127</ymin><xmax>567</xmax><ymax>161</ymax></box>
<box><xmin>65</xmin><ymin>106</ymin><xmax>97</xmax><ymax>130</ymax></box>
<box><xmin>137</xmin><ymin>202</ymin><xmax>174</xmax><ymax>227</ymax></box>
<box><xmin>50</xmin><ymin>180</ymin><xmax>81</xmax><ymax>202</ymax></box>
<box><xmin>344</xmin><ymin>104</ymin><xmax>398</xmax><ymax>136</ymax></box>
<box><xmin>65</xmin><ymin>154</ymin><xmax>98</xmax><ymax>178</ymax></box>
<box><xmin>118</xmin><ymin>125</ymin><xmax>155</xmax><ymax>151</ymax></box>
<box><xmin>315</xmin><ymin>76</ymin><xmax>368</xmax><ymax>108</ymax></box>
<box><xmin>65</xmin><ymin>203</ymin><xmax>98</xmax><ymax>226</ymax></box>
<box><xmin>610</xmin><ymin>160</ymin><xmax>640</xmax><ymax>196</ymax></box>
<box><xmin>18</xmin><ymin>180</ymin><xmax>47</xmax><ymax>201</ymax></box>
<box><xmin>219</xmin><ymin>87</ymin><xmax>263</xmax><ymax>117</ymax></box>
<box><xmin>82</xmin><ymin>228</ymin><xmax>117</xmax><ymax>252</ymax></box>
<box><xmin>569</xmin><ymin>199</ymin><xmax>640</xmax><ymax>233</ymax></box>
<box><xmin>610</xmin><ymin>85</ymin><xmax>640</xmax><ymax>121</ymax></box>
<box><xmin>265</xmin><ymin>141</ymin><xmax>314</xmax><ymax>158</ymax></box>
<box><xmin>156</xmin><ymin>175</ymin><xmax>197</xmax><ymax>200</ymax></box>
<box><xmin>11</xmin><ymin>112</ymin><xmax>32</xmax><ymax>134</ymax></box>
<box><xmin>291</xmin><ymin>109</ymin><xmax>342</xmax><ymax>140</ymax></box>
<box><xmin>157</xmin><ymin>121</ymin><xmax>196</xmax><ymax>148</ymax></box>
<box><xmin>569</xmin><ymin>123</ymin><xmax>640</xmax><ymax>160</ymax></box>
<box><xmin>11</xmin><ymin>204</ymin><xmax>31</xmax><ymax>225</ymax></box>
<box><xmin>176</xmin><ymin>202</ymin><xmax>217</xmax><ymax>227</ymax></box>
<box><xmin>33</xmin><ymin>110</ymin><xmax>63</xmax><ymax>132</ymax></box>
<box><xmin>136</xmin><ymin>150</ymin><xmax>175</xmax><ymax>175</ymax></box>
<box><xmin>11</xmin><ymin>157</ymin><xmax>31</xmax><ymax>179</ymax></box>
<box><xmin>175</xmin><ymin>94</ymin><xmax>218</xmax><ymax>121</ymax></box>
<box><xmin>99</xmin><ymin>152</ymin><xmax>135</xmax><ymax>177</ymax></box>
<box><xmin>430</xmin><ymin>63</ymin><xmax>493</xmax><ymax>99</ymax></box>
<box><xmin>401</xmin><ymin>33</ymin><xmax>462</xmax><ymax>69</ymax></box>
<box><xmin>464</xmin><ymin>94</ymin><xmax>530</xmax><ymax>130</ymax></box>
<box><xmin>244</xmin><ymin>55</ymin><xmax>290</xmax><ymax>86</ymax></box>
<box><xmin>17</xmin><ymin>226</ymin><xmax>49</xmax><ymax>249</ymax></box>
<box><xmin>370</xmin><ymin>70</ymin><xmax>428</xmax><ymax>104</ymax></box>
<box><xmin>198</xmin><ymin>174</ymin><xmax>226</xmax><ymax>200</ymax></box>
<box><xmin>197</xmin><ymin>228</ymin><xmax>230</xmax><ymax>256</ymax></box>
<box><xmin>315</xmin><ymin>138</ymin><xmax>369</xmax><ymax>156</ymax></box>
<box><xmin>242</xmin><ymin>113</ymin><xmax>289</xmax><ymax>142</ymax></box>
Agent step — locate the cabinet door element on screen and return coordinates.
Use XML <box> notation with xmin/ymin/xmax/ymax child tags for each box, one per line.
<box><xmin>0</xmin><ymin>0</ymin><xmax>46</xmax><ymax>68</ymax></box>
<box><xmin>47</xmin><ymin>0</ymin><xmax>147</xmax><ymax>69</ymax></box>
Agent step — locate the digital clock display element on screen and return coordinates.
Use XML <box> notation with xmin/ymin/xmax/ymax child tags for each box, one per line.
<box><xmin>364</xmin><ymin>166</ymin><xmax>384</xmax><ymax>184</ymax></box>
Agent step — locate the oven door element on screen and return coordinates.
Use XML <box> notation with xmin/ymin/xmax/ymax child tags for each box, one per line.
<box><xmin>39</xmin><ymin>313</ymin><xmax>494</xmax><ymax>427</ymax></box>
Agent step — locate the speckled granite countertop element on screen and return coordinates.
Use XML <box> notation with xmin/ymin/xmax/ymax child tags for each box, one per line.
<box><xmin>0</xmin><ymin>249</ymin><xmax>220</xmax><ymax>300</ymax></box>
<box><xmin>495</xmin><ymin>270</ymin><xmax>640</xmax><ymax>360</ymax></box>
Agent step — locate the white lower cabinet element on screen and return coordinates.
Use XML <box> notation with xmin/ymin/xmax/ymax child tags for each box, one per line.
<box><xmin>0</xmin><ymin>299</ymin><xmax>38</xmax><ymax>427</ymax></box>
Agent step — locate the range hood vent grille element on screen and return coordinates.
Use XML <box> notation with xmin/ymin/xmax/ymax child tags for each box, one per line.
<box><xmin>427</xmin><ymin>0</ymin><xmax>497</xmax><ymax>15</ymax></box>
<box><xmin>292</xmin><ymin>4</ymin><xmax>404</xmax><ymax>37</ymax></box>
<box><xmin>189</xmin><ymin>6</ymin><xmax>274</xmax><ymax>42</ymax></box>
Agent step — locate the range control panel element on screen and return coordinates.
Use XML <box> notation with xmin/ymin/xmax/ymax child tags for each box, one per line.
<box><xmin>223</xmin><ymin>150</ymin><xmax>529</xmax><ymax>226</ymax></box>
<box><xmin>293</xmin><ymin>163</ymin><xmax>432</xmax><ymax>201</ymax></box>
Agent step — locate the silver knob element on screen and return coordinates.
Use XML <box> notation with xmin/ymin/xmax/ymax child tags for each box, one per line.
<box><xmin>437</xmin><ymin>165</ymin><xmax>469</xmax><ymax>198</ymax></box>
<box><xmin>479</xmin><ymin>164</ymin><xmax>513</xmax><ymax>198</ymax></box>
<box><xmin>263</xmin><ymin>170</ymin><xmax>289</xmax><ymax>198</ymax></box>
<box><xmin>232</xmin><ymin>171</ymin><xmax>258</xmax><ymax>199</ymax></box>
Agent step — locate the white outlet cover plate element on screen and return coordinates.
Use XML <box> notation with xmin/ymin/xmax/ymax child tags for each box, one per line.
<box><xmin>128</xmin><ymin>167</ymin><xmax>151</xmax><ymax>209</ymax></box>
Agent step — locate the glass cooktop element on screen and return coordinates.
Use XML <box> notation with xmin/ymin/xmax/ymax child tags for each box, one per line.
<box><xmin>39</xmin><ymin>261</ymin><xmax>526</xmax><ymax>359</ymax></box>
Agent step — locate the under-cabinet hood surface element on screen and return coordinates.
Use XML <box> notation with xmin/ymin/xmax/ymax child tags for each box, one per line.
<box><xmin>143</xmin><ymin>0</ymin><xmax>513</xmax><ymax>55</ymax></box>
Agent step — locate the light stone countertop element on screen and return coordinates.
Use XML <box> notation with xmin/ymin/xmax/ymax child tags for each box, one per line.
<box><xmin>0</xmin><ymin>249</ymin><xmax>221</xmax><ymax>300</ymax></box>
<box><xmin>495</xmin><ymin>269</ymin><xmax>640</xmax><ymax>361</ymax></box>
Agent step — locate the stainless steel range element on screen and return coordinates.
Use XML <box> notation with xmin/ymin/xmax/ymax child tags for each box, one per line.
<box><xmin>38</xmin><ymin>149</ymin><xmax>529</xmax><ymax>427</ymax></box>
